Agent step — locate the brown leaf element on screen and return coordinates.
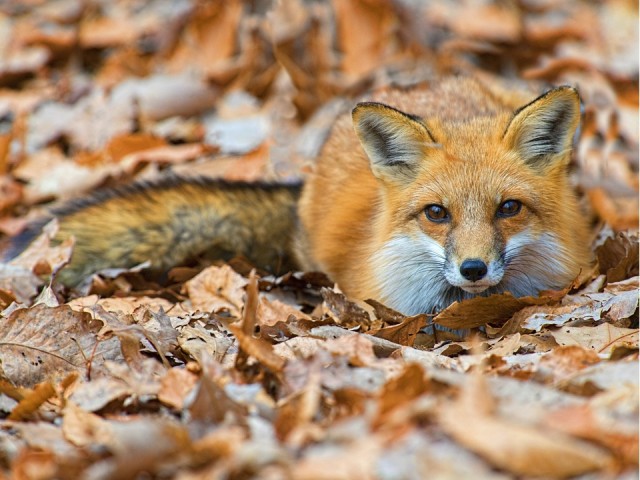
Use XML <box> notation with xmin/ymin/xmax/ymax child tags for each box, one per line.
<box><xmin>449</xmin><ymin>3</ymin><xmax>522</xmax><ymax>43</ymax></box>
<box><xmin>0</xmin><ymin>263</ymin><xmax>42</xmax><ymax>304</ymax></box>
<box><xmin>114</xmin><ymin>74</ymin><xmax>218</xmax><ymax>122</ymax></box>
<box><xmin>365</xmin><ymin>299</ymin><xmax>406</xmax><ymax>325</ymax></box>
<box><xmin>228</xmin><ymin>322</ymin><xmax>286</xmax><ymax>373</ymax></box>
<box><xmin>62</xmin><ymin>402</ymin><xmax>113</xmax><ymax>447</ymax></box>
<box><xmin>117</xmin><ymin>143</ymin><xmax>214</xmax><ymax>172</ymax></box>
<box><xmin>10</xmin><ymin>448</ymin><xmax>59</xmax><ymax>480</ymax></box>
<box><xmin>183</xmin><ymin>264</ymin><xmax>248</xmax><ymax>316</ymax></box>
<box><xmin>549</xmin><ymin>324</ymin><xmax>639</xmax><ymax>356</ymax></box>
<box><xmin>168</xmin><ymin>1</ymin><xmax>242</xmax><ymax>73</ymax></box>
<box><xmin>545</xmin><ymin>405</ymin><xmax>639</xmax><ymax>468</ymax></box>
<box><xmin>557</xmin><ymin>359</ymin><xmax>639</xmax><ymax>395</ymax></box>
<box><xmin>257</xmin><ymin>296</ymin><xmax>311</xmax><ymax>328</ymax></box>
<box><xmin>373</xmin><ymin>314</ymin><xmax>426</xmax><ymax>347</ymax></box>
<box><xmin>334</xmin><ymin>0</ymin><xmax>407</xmax><ymax>78</ymax></box>
<box><xmin>189</xmin><ymin>356</ymin><xmax>246</xmax><ymax>423</ymax></box>
<box><xmin>64</xmin><ymin>403</ymin><xmax>192</xmax><ymax>477</ymax></box>
<box><xmin>158</xmin><ymin>368</ymin><xmax>198</xmax><ymax>410</ymax></box>
<box><xmin>291</xmin><ymin>437</ymin><xmax>381</xmax><ymax>480</ymax></box>
<box><xmin>67</xmin><ymin>295</ymin><xmax>174</xmax><ymax>316</ymax></box>
<box><xmin>376</xmin><ymin>363</ymin><xmax>428</xmax><ymax>421</ymax></box>
<box><xmin>275</xmin><ymin>371</ymin><xmax>321</xmax><ymax>441</ymax></box>
<box><xmin>7</xmin><ymin>418</ymin><xmax>92</xmax><ymax>478</ymax></box>
<box><xmin>242</xmin><ymin>270</ymin><xmax>259</xmax><ymax>335</ymax></box>
<box><xmin>0</xmin><ymin>47</ymin><xmax>50</xmax><ymax>82</ymax></box>
<box><xmin>0</xmin><ymin>304</ymin><xmax>122</xmax><ymax>387</ymax></box>
<box><xmin>437</xmin><ymin>375</ymin><xmax>614</xmax><ymax>477</ymax></box>
<box><xmin>67</xmin><ymin>377</ymin><xmax>131</xmax><ymax>412</ymax></box>
<box><xmin>8</xmin><ymin>381</ymin><xmax>55</xmax><ymax>421</ymax></box>
<box><xmin>189</xmin><ymin>426</ymin><xmax>247</xmax><ymax>467</ymax></box>
<box><xmin>0</xmin><ymin>175</ymin><xmax>22</xmax><ymax>212</ymax></box>
<box><xmin>13</xmin><ymin>147</ymin><xmax>110</xmax><ymax>203</ymax></box>
<box><xmin>538</xmin><ymin>345</ymin><xmax>601</xmax><ymax>385</ymax></box>
<box><xmin>78</xmin><ymin>17</ymin><xmax>140</xmax><ymax>49</ymax></box>
<box><xmin>588</xmin><ymin>188</ymin><xmax>639</xmax><ymax>231</ymax></box>
<box><xmin>8</xmin><ymin>218</ymin><xmax>73</xmax><ymax>279</ymax></box>
<box><xmin>596</xmin><ymin>231</ymin><xmax>639</xmax><ymax>283</ymax></box>
<box><xmin>434</xmin><ymin>290</ymin><xmax>565</xmax><ymax>330</ymax></box>
<box><xmin>0</xmin><ymin>378</ymin><xmax>26</xmax><ymax>402</ymax></box>
<box><xmin>322</xmin><ymin>288</ymin><xmax>373</xmax><ymax>330</ymax></box>
<box><xmin>103</xmin><ymin>132</ymin><xmax>166</xmax><ymax>163</ymax></box>
<box><xmin>177</xmin><ymin>324</ymin><xmax>235</xmax><ymax>366</ymax></box>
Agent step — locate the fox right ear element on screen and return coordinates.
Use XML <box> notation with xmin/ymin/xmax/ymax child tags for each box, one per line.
<box><xmin>503</xmin><ymin>86</ymin><xmax>581</xmax><ymax>170</ymax></box>
<box><xmin>352</xmin><ymin>102</ymin><xmax>436</xmax><ymax>182</ymax></box>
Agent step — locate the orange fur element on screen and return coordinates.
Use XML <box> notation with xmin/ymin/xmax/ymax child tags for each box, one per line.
<box><xmin>296</xmin><ymin>77</ymin><xmax>591</xmax><ymax>313</ymax></box>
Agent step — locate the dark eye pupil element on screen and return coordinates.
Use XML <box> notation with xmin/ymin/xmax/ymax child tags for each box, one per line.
<box><xmin>425</xmin><ymin>204</ymin><xmax>448</xmax><ymax>222</ymax></box>
<box><xmin>498</xmin><ymin>200</ymin><xmax>521</xmax><ymax>217</ymax></box>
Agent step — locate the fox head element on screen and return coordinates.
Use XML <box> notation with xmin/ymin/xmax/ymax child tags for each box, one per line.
<box><xmin>352</xmin><ymin>86</ymin><xmax>589</xmax><ymax>314</ymax></box>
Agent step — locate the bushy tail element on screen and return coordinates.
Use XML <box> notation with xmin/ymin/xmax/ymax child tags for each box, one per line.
<box><xmin>5</xmin><ymin>176</ymin><xmax>302</xmax><ymax>286</ymax></box>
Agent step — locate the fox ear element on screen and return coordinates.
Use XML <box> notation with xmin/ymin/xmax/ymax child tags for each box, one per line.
<box><xmin>352</xmin><ymin>102</ymin><xmax>436</xmax><ymax>182</ymax></box>
<box><xmin>503</xmin><ymin>86</ymin><xmax>581</xmax><ymax>170</ymax></box>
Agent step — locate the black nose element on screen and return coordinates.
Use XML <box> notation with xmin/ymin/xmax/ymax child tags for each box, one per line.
<box><xmin>459</xmin><ymin>259</ymin><xmax>488</xmax><ymax>281</ymax></box>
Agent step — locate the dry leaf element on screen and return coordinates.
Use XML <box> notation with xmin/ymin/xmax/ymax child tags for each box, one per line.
<box><xmin>158</xmin><ymin>368</ymin><xmax>198</xmax><ymax>410</ymax></box>
<box><xmin>549</xmin><ymin>324</ymin><xmax>639</xmax><ymax>356</ymax></box>
<box><xmin>8</xmin><ymin>381</ymin><xmax>56</xmax><ymax>421</ymax></box>
<box><xmin>434</xmin><ymin>290</ymin><xmax>565</xmax><ymax>330</ymax></box>
<box><xmin>228</xmin><ymin>322</ymin><xmax>286</xmax><ymax>374</ymax></box>
<box><xmin>437</xmin><ymin>375</ymin><xmax>614</xmax><ymax>477</ymax></box>
<box><xmin>0</xmin><ymin>1</ymin><xmax>636</xmax><ymax>478</ymax></box>
<box><xmin>545</xmin><ymin>404</ymin><xmax>639</xmax><ymax>467</ymax></box>
<box><xmin>183</xmin><ymin>264</ymin><xmax>248</xmax><ymax>316</ymax></box>
<box><xmin>0</xmin><ymin>304</ymin><xmax>122</xmax><ymax>387</ymax></box>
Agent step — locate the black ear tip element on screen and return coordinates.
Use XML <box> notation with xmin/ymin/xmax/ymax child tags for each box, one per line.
<box><xmin>554</xmin><ymin>85</ymin><xmax>581</xmax><ymax>102</ymax></box>
<box><xmin>352</xmin><ymin>102</ymin><xmax>376</xmax><ymax>119</ymax></box>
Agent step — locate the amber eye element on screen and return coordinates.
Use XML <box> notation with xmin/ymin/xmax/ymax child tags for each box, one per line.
<box><xmin>497</xmin><ymin>199</ymin><xmax>522</xmax><ymax>218</ymax></box>
<box><xmin>425</xmin><ymin>204</ymin><xmax>449</xmax><ymax>223</ymax></box>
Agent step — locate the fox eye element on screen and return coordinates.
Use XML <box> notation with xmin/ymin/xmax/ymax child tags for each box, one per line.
<box><xmin>425</xmin><ymin>204</ymin><xmax>449</xmax><ymax>223</ymax></box>
<box><xmin>497</xmin><ymin>199</ymin><xmax>522</xmax><ymax>218</ymax></box>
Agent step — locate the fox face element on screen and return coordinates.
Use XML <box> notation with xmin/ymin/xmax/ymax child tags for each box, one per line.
<box><xmin>352</xmin><ymin>86</ymin><xmax>589</xmax><ymax>315</ymax></box>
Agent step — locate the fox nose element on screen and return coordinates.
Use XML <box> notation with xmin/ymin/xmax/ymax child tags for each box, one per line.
<box><xmin>460</xmin><ymin>259</ymin><xmax>488</xmax><ymax>282</ymax></box>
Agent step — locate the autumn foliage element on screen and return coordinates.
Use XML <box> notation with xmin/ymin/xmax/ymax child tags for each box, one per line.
<box><xmin>0</xmin><ymin>0</ymin><xmax>638</xmax><ymax>478</ymax></box>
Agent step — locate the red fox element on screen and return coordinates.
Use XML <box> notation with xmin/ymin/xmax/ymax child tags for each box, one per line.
<box><xmin>4</xmin><ymin>77</ymin><xmax>592</xmax><ymax>314</ymax></box>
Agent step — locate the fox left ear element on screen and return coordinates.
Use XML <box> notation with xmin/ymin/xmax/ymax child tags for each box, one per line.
<box><xmin>352</xmin><ymin>102</ymin><xmax>436</xmax><ymax>182</ymax></box>
<box><xmin>503</xmin><ymin>86</ymin><xmax>581</xmax><ymax>170</ymax></box>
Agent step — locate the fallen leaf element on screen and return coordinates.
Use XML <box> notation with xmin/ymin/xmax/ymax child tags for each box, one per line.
<box><xmin>549</xmin><ymin>324</ymin><xmax>639</xmax><ymax>356</ymax></box>
<box><xmin>373</xmin><ymin>314</ymin><xmax>426</xmax><ymax>346</ymax></box>
<box><xmin>435</xmin><ymin>290</ymin><xmax>565</xmax><ymax>330</ymax></box>
<box><xmin>8</xmin><ymin>381</ymin><xmax>56</xmax><ymax>421</ymax></box>
<box><xmin>158</xmin><ymin>368</ymin><xmax>198</xmax><ymax>410</ymax></box>
<box><xmin>375</xmin><ymin>363</ymin><xmax>429</xmax><ymax>422</ymax></box>
<box><xmin>596</xmin><ymin>232</ymin><xmax>639</xmax><ymax>282</ymax></box>
<box><xmin>0</xmin><ymin>304</ymin><xmax>122</xmax><ymax>387</ymax></box>
<box><xmin>183</xmin><ymin>264</ymin><xmax>248</xmax><ymax>316</ymax></box>
<box><xmin>437</xmin><ymin>375</ymin><xmax>614</xmax><ymax>477</ymax></box>
<box><xmin>557</xmin><ymin>359</ymin><xmax>639</xmax><ymax>395</ymax></box>
<box><xmin>228</xmin><ymin>322</ymin><xmax>286</xmax><ymax>374</ymax></box>
<box><xmin>545</xmin><ymin>404</ymin><xmax>639</xmax><ymax>468</ymax></box>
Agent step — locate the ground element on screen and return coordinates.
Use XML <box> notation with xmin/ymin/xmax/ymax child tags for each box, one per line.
<box><xmin>0</xmin><ymin>1</ymin><xmax>638</xmax><ymax>478</ymax></box>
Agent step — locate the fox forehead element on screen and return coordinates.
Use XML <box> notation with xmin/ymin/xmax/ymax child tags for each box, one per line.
<box><xmin>425</xmin><ymin>114</ymin><xmax>512</xmax><ymax>156</ymax></box>
<box><xmin>397</xmin><ymin>152</ymin><xmax>542</xmax><ymax>216</ymax></box>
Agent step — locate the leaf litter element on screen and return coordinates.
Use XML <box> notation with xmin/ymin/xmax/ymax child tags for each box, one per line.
<box><xmin>0</xmin><ymin>0</ymin><xmax>637</xmax><ymax>478</ymax></box>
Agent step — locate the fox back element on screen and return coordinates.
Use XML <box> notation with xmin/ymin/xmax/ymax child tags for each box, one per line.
<box><xmin>295</xmin><ymin>77</ymin><xmax>592</xmax><ymax>314</ymax></box>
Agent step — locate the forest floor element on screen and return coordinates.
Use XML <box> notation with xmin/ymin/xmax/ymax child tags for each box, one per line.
<box><xmin>0</xmin><ymin>1</ymin><xmax>638</xmax><ymax>478</ymax></box>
